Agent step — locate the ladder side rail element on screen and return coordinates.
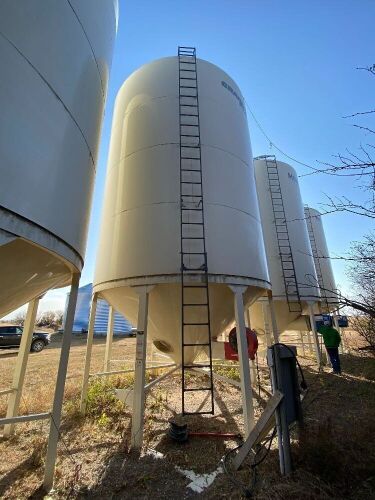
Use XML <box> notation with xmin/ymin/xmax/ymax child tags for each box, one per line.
<box><xmin>178</xmin><ymin>47</ymin><xmax>214</xmax><ymax>414</ymax></box>
<box><xmin>265</xmin><ymin>157</ymin><xmax>302</xmax><ymax>312</ymax></box>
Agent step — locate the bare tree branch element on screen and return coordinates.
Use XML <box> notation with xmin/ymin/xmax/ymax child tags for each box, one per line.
<box><xmin>343</xmin><ymin>109</ymin><xmax>375</xmax><ymax>118</ymax></box>
<box><xmin>352</xmin><ymin>124</ymin><xmax>375</xmax><ymax>135</ymax></box>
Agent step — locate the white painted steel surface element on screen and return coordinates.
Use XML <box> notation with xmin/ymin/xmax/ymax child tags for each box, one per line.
<box><xmin>94</xmin><ymin>56</ymin><xmax>270</xmax><ymax>363</ymax></box>
<box><xmin>0</xmin><ymin>0</ymin><xmax>118</xmax><ymax>317</ymax></box>
<box><xmin>304</xmin><ymin>207</ymin><xmax>337</xmax><ymax>309</ymax></box>
<box><xmin>251</xmin><ymin>159</ymin><xmax>320</xmax><ymax>333</ymax></box>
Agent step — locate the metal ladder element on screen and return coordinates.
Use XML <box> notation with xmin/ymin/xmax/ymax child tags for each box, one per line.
<box><xmin>178</xmin><ymin>46</ymin><xmax>214</xmax><ymax>415</ymax></box>
<box><xmin>304</xmin><ymin>206</ymin><xmax>329</xmax><ymax>310</ymax></box>
<box><xmin>262</xmin><ymin>155</ymin><xmax>302</xmax><ymax>313</ymax></box>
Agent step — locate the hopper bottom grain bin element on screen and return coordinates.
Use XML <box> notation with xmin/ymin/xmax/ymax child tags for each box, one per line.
<box><xmin>93</xmin><ymin>56</ymin><xmax>271</xmax><ymax>364</ymax></box>
<box><xmin>248</xmin><ymin>157</ymin><xmax>321</xmax><ymax>338</ymax></box>
<box><xmin>0</xmin><ymin>0</ymin><xmax>119</xmax><ymax>318</ymax></box>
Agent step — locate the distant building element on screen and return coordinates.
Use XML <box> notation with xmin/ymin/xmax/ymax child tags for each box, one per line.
<box><xmin>64</xmin><ymin>283</ymin><xmax>132</xmax><ymax>335</ymax></box>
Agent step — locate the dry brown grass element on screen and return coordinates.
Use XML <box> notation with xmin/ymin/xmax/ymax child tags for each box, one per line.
<box><xmin>0</xmin><ymin>337</ymin><xmax>374</xmax><ymax>499</ymax></box>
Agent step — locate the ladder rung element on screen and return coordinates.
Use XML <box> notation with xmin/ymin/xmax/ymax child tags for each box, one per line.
<box><xmin>181</xmin><ymin>208</ymin><xmax>203</xmax><ymax>212</ymax></box>
<box><xmin>183</xmin><ymin>285</ymin><xmax>207</xmax><ymax>289</ymax></box>
<box><xmin>183</xmin><ymin>411</ymin><xmax>214</xmax><ymax>416</ymax></box>
<box><xmin>179</xmin><ymin>104</ymin><xmax>198</xmax><ymax>107</ymax></box>
<box><xmin>182</xmin><ymin>194</ymin><xmax>202</xmax><ymax>198</ymax></box>
<box><xmin>183</xmin><ymin>304</ymin><xmax>208</xmax><ymax>307</ymax></box>
<box><xmin>179</xmin><ymin>69</ymin><xmax>196</xmax><ymax>73</ymax></box>
<box><xmin>181</xmin><ymin>237</ymin><xmax>204</xmax><ymax>240</ymax></box>
<box><xmin>182</xmin><ymin>269</ymin><xmax>206</xmax><ymax>273</ymax></box>
<box><xmin>183</xmin><ymin>321</ymin><xmax>209</xmax><ymax>325</ymax></box>
<box><xmin>183</xmin><ymin>387</ymin><xmax>212</xmax><ymax>392</ymax></box>
<box><xmin>181</xmin><ymin>168</ymin><xmax>201</xmax><ymax>172</ymax></box>
<box><xmin>181</xmin><ymin>145</ymin><xmax>200</xmax><ymax>149</ymax></box>
<box><xmin>183</xmin><ymin>342</ymin><xmax>210</xmax><ymax>346</ymax></box>
<box><xmin>182</xmin><ymin>221</ymin><xmax>204</xmax><ymax>225</ymax></box>
<box><xmin>181</xmin><ymin>252</ymin><xmax>205</xmax><ymax>255</ymax></box>
<box><xmin>181</xmin><ymin>181</ymin><xmax>202</xmax><ymax>185</ymax></box>
<box><xmin>180</xmin><ymin>77</ymin><xmax>197</xmax><ymax>81</ymax></box>
<box><xmin>184</xmin><ymin>364</ymin><xmax>211</xmax><ymax>369</ymax></box>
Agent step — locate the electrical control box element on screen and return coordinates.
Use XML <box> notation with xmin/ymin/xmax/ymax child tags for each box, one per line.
<box><xmin>267</xmin><ymin>345</ymin><xmax>302</xmax><ymax>426</ymax></box>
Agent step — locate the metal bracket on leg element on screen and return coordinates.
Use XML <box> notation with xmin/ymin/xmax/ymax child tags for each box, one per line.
<box><xmin>229</xmin><ymin>285</ymin><xmax>255</xmax><ymax>437</ymax></box>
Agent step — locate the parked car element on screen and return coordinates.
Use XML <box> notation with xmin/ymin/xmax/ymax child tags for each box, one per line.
<box><xmin>0</xmin><ymin>325</ymin><xmax>51</xmax><ymax>352</ymax></box>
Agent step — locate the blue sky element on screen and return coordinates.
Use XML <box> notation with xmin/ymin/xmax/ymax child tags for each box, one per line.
<box><xmin>26</xmin><ymin>0</ymin><xmax>375</xmax><ymax>313</ymax></box>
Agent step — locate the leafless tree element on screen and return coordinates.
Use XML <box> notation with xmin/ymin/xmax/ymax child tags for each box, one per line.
<box><xmin>12</xmin><ymin>311</ymin><xmax>27</xmax><ymax>327</ymax></box>
<box><xmin>301</xmin><ymin>65</ymin><xmax>375</xmax><ymax>219</ymax></box>
<box><xmin>346</xmin><ymin>233</ymin><xmax>375</xmax><ymax>349</ymax></box>
<box><xmin>36</xmin><ymin>310</ymin><xmax>63</xmax><ymax>331</ymax></box>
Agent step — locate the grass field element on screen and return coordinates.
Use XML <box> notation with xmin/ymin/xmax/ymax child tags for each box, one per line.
<box><xmin>0</xmin><ymin>334</ymin><xmax>374</xmax><ymax>499</ymax></box>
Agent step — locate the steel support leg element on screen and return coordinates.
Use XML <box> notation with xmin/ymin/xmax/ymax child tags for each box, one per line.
<box><xmin>299</xmin><ymin>331</ymin><xmax>306</xmax><ymax>357</ymax></box>
<box><xmin>333</xmin><ymin>313</ymin><xmax>344</xmax><ymax>354</ymax></box>
<box><xmin>43</xmin><ymin>273</ymin><xmax>80</xmax><ymax>492</ymax></box>
<box><xmin>267</xmin><ymin>290</ymin><xmax>280</xmax><ymax>343</ymax></box>
<box><xmin>80</xmin><ymin>293</ymin><xmax>98</xmax><ymax>414</ymax></box>
<box><xmin>104</xmin><ymin>306</ymin><xmax>114</xmax><ymax>372</ymax></box>
<box><xmin>3</xmin><ymin>297</ymin><xmax>40</xmax><ymax>437</ymax></box>
<box><xmin>131</xmin><ymin>285</ymin><xmax>153</xmax><ymax>449</ymax></box>
<box><xmin>307</xmin><ymin>330</ymin><xmax>314</xmax><ymax>353</ymax></box>
<box><xmin>308</xmin><ymin>303</ymin><xmax>322</xmax><ymax>367</ymax></box>
<box><xmin>230</xmin><ymin>285</ymin><xmax>255</xmax><ymax>437</ymax></box>
<box><xmin>261</xmin><ymin>301</ymin><xmax>272</xmax><ymax>347</ymax></box>
<box><xmin>245</xmin><ymin>308</ymin><xmax>256</xmax><ymax>386</ymax></box>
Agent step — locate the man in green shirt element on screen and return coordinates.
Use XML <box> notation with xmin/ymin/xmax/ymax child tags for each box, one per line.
<box><xmin>318</xmin><ymin>321</ymin><xmax>342</xmax><ymax>374</ymax></box>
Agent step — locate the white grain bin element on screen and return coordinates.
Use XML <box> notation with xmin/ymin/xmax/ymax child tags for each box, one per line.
<box><xmin>0</xmin><ymin>0</ymin><xmax>118</xmax><ymax>317</ymax></box>
<box><xmin>304</xmin><ymin>206</ymin><xmax>337</xmax><ymax>312</ymax></box>
<box><xmin>250</xmin><ymin>157</ymin><xmax>320</xmax><ymax>334</ymax></box>
<box><xmin>93</xmin><ymin>56</ymin><xmax>271</xmax><ymax>364</ymax></box>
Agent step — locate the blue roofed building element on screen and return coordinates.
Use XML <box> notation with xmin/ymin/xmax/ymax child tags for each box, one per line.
<box><xmin>64</xmin><ymin>283</ymin><xmax>132</xmax><ymax>335</ymax></box>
